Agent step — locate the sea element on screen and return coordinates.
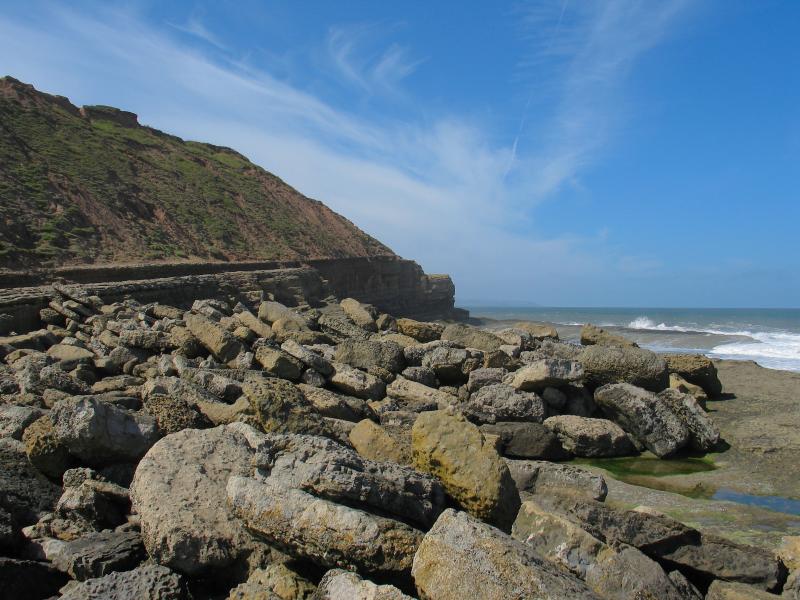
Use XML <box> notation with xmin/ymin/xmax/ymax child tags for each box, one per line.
<box><xmin>466</xmin><ymin>307</ymin><xmax>800</xmax><ymax>372</ymax></box>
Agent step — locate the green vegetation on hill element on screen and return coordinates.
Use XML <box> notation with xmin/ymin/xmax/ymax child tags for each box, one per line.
<box><xmin>0</xmin><ymin>77</ymin><xmax>394</xmax><ymax>269</ymax></box>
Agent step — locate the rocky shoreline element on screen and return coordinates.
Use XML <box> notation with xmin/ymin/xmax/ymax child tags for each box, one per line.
<box><xmin>0</xmin><ymin>287</ymin><xmax>797</xmax><ymax>599</ymax></box>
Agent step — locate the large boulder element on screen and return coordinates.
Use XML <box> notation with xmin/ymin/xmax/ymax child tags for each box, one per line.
<box><xmin>349</xmin><ymin>419</ymin><xmax>411</xmax><ymax>465</ymax></box>
<box><xmin>313</xmin><ymin>569</ymin><xmax>412</xmax><ymax>599</ymax></box>
<box><xmin>515</xmin><ymin>321</ymin><xmax>559</xmax><ymax>340</ymax></box>
<box><xmin>594</xmin><ymin>383</ymin><xmax>689</xmax><ymax>457</ymax></box>
<box><xmin>411</xmin><ymin>410</ymin><xmax>520</xmax><ymax>531</ymax></box>
<box><xmin>656</xmin><ymin>388</ymin><xmax>720</xmax><ymax>451</ymax></box>
<box><xmin>386</xmin><ymin>376</ymin><xmax>454</xmax><ymax>411</ymax></box>
<box><xmin>578</xmin><ymin>345</ymin><xmax>669</xmax><ymax>392</ymax></box>
<box><xmin>329</xmin><ymin>363</ymin><xmax>386</xmax><ymax>400</ymax></box>
<box><xmin>665</xmin><ymin>354</ymin><xmax>723</xmax><ymax>397</ymax></box>
<box><xmin>462</xmin><ymin>383</ymin><xmax>546</xmax><ymax>424</ymax></box>
<box><xmin>59</xmin><ymin>563</ymin><xmax>187</xmax><ymax>600</ymax></box>
<box><xmin>421</xmin><ymin>346</ymin><xmax>471</xmax><ymax>383</ymax></box>
<box><xmin>334</xmin><ymin>339</ymin><xmax>404</xmax><ymax>373</ymax></box>
<box><xmin>543</xmin><ymin>415</ymin><xmax>636</xmax><ymax>458</ymax></box>
<box><xmin>234</xmin><ymin>308</ymin><xmax>273</xmax><ymax>339</ymax></box>
<box><xmin>0</xmin><ymin>438</ymin><xmax>61</xmax><ymax>525</ymax></box>
<box><xmin>318</xmin><ymin>314</ymin><xmax>371</xmax><ymax>340</ymax></box>
<box><xmin>243</xmin><ymin>378</ymin><xmax>337</xmax><ymax>439</ymax></box>
<box><xmin>340</xmin><ymin>298</ymin><xmax>378</xmax><ymax>332</ymax></box>
<box><xmin>254</xmin><ymin>347</ymin><xmax>303</xmax><ymax>380</ymax></box>
<box><xmin>510</xmin><ymin>359</ymin><xmax>583</xmax><ymax>392</ymax></box>
<box><xmin>130</xmin><ymin>424</ymin><xmax>270</xmax><ymax>577</ymax></box>
<box><xmin>298</xmin><ymin>384</ymin><xmax>375</xmax><ymax>422</ymax></box>
<box><xmin>227</xmin><ymin>476</ymin><xmax>422</xmax><ymax>579</ymax></box>
<box><xmin>51</xmin><ymin>396</ymin><xmax>160</xmax><ymax>464</ymax></box>
<box><xmin>411</xmin><ymin>509</ymin><xmax>599</xmax><ymax>600</ymax></box>
<box><xmin>253</xmin><ymin>433</ymin><xmax>446</xmax><ymax>528</ymax></box>
<box><xmin>504</xmin><ymin>459</ymin><xmax>607</xmax><ymax>501</ymax></box>
<box><xmin>0</xmin><ymin>404</ymin><xmax>44</xmax><ymax>439</ymax></box>
<box><xmin>396</xmin><ymin>318</ymin><xmax>443</xmax><ymax>343</ymax></box>
<box><xmin>580</xmin><ymin>324</ymin><xmax>638</xmax><ymax>347</ymax></box>
<box><xmin>143</xmin><ymin>394</ymin><xmax>211</xmax><ymax>435</ymax></box>
<box><xmin>227</xmin><ymin>563</ymin><xmax>315</xmax><ymax>600</ymax></box>
<box><xmin>184</xmin><ymin>313</ymin><xmax>244</xmax><ymax>364</ymax></box>
<box><xmin>281</xmin><ymin>340</ymin><xmax>333</xmax><ymax>376</ymax></box>
<box><xmin>440</xmin><ymin>323</ymin><xmax>504</xmax><ymax>351</ymax></box>
<box><xmin>23</xmin><ymin>415</ymin><xmax>72</xmax><ymax>478</ymax></box>
<box><xmin>479</xmin><ymin>422</ymin><xmax>569</xmax><ymax>460</ymax></box>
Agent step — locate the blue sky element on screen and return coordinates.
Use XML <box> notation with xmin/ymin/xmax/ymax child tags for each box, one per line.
<box><xmin>1</xmin><ymin>1</ymin><xmax>798</xmax><ymax>307</ymax></box>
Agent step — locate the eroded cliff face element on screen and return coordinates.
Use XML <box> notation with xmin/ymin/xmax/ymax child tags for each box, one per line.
<box><xmin>0</xmin><ymin>257</ymin><xmax>461</xmax><ymax>333</ymax></box>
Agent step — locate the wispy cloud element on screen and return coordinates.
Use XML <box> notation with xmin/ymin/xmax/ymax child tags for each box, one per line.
<box><xmin>0</xmin><ymin>2</ymin><xmax>691</xmax><ymax>304</ymax></box>
<box><xmin>168</xmin><ymin>15</ymin><xmax>227</xmax><ymax>50</ymax></box>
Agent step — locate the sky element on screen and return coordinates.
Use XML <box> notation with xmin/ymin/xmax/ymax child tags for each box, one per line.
<box><xmin>1</xmin><ymin>1</ymin><xmax>798</xmax><ymax>307</ymax></box>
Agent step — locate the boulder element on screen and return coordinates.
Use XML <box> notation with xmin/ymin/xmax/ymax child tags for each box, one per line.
<box><xmin>705</xmin><ymin>580</ymin><xmax>778</xmax><ymax>600</ymax></box>
<box><xmin>579</xmin><ymin>345</ymin><xmax>669</xmax><ymax>392</ymax></box>
<box><xmin>298</xmin><ymin>384</ymin><xmax>375</xmax><ymax>422</ymax></box>
<box><xmin>440</xmin><ymin>323</ymin><xmax>504</xmax><ymax>351</ymax></box>
<box><xmin>510</xmin><ymin>358</ymin><xmax>583</xmax><ymax>391</ymax></box>
<box><xmin>234</xmin><ymin>309</ymin><xmax>273</xmax><ymax>339</ymax></box>
<box><xmin>594</xmin><ymin>383</ymin><xmax>689</xmax><ymax>457</ymax></box>
<box><xmin>400</xmin><ymin>366</ymin><xmax>438</xmax><ymax>387</ymax></box>
<box><xmin>386</xmin><ymin>376</ymin><xmax>454</xmax><ymax>411</ymax></box>
<box><xmin>466</xmin><ymin>367</ymin><xmax>506</xmax><ymax>392</ymax></box>
<box><xmin>255</xmin><ymin>346</ymin><xmax>304</xmax><ymax>380</ymax></box>
<box><xmin>0</xmin><ymin>438</ymin><xmax>61</xmax><ymax>524</ymax></box>
<box><xmin>479</xmin><ymin>422</ymin><xmax>569</xmax><ymax>460</ymax></box>
<box><xmin>143</xmin><ymin>394</ymin><xmax>211</xmax><ymax>435</ymax></box>
<box><xmin>340</xmin><ymin>298</ymin><xmax>378</xmax><ymax>332</ymax></box>
<box><xmin>334</xmin><ymin>339</ymin><xmax>404</xmax><ymax>373</ymax></box>
<box><xmin>313</xmin><ymin>569</ymin><xmax>412</xmax><ymax>599</ymax></box>
<box><xmin>51</xmin><ymin>396</ymin><xmax>160</xmax><ymax>464</ymax></box>
<box><xmin>543</xmin><ymin>415</ymin><xmax>636</xmax><ymax>458</ymax></box>
<box><xmin>656</xmin><ymin>388</ymin><xmax>720</xmax><ymax>451</ymax></box>
<box><xmin>318</xmin><ymin>314</ymin><xmax>371</xmax><ymax>340</ymax></box>
<box><xmin>118</xmin><ymin>330</ymin><xmax>174</xmax><ymax>352</ymax></box>
<box><xmin>411</xmin><ymin>509</ymin><xmax>599</xmax><ymax>600</ymax></box>
<box><xmin>253</xmin><ymin>433</ymin><xmax>446</xmax><ymax>528</ymax></box>
<box><xmin>0</xmin><ymin>557</ymin><xmax>69</xmax><ymax>600</ymax></box>
<box><xmin>59</xmin><ymin>563</ymin><xmax>186</xmax><ymax>600</ymax></box>
<box><xmin>48</xmin><ymin>528</ymin><xmax>145</xmax><ymax>580</ymax></box>
<box><xmin>581</xmin><ymin>324</ymin><xmax>638</xmax><ymax>348</ymax></box>
<box><xmin>421</xmin><ymin>346</ymin><xmax>470</xmax><ymax>383</ymax></box>
<box><xmin>244</xmin><ymin>378</ymin><xmax>336</xmax><ymax>438</ymax></box>
<box><xmin>184</xmin><ymin>312</ymin><xmax>244</xmax><ymax>364</ymax></box>
<box><xmin>227</xmin><ymin>476</ymin><xmax>422</xmax><ymax>578</ymax></box>
<box><xmin>515</xmin><ymin>321</ymin><xmax>559</xmax><ymax>340</ymax></box>
<box><xmin>0</xmin><ymin>404</ymin><xmax>44</xmax><ymax>440</ymax></box>
<box><xmin>504</xmin><ymin>459</ymin><xmax>608</xmax><ymax>501</ymax></box>
<box><xmin>665</xmin><ymin>353</ymin><xmax>722</xmax><ymax>397</ymax></box>
<box><xmin>258</xmin><ymin>301</ymin><xmax>301</xmax><ymax>325</ymax></box>
<box><xmin>396</xmin><ymin>318</ymin><xmax>443</xmax><ymax>342</ymax></box>
<box><xmin>412</xmin><ymin>410</ymin><xmax>520</xmax><ymax>530</ymax></box>
<box><xmin>462</xmin><ymin>383</ymin><xmax>546</xmax><ymax>424</ymax></box>
<box><xmin>376</xmin><ymin>313</ymin><xmax>398</xmax><ymax>332</ymax></box>
<box><xmin>228</xmin><ymin>563</ymin><xmax>315</xmax><ymax>600</ymax></box>
<box><xmin>46</xmin><ymin>343</ymin><xmax>95</xmax><ymax>363</ymax></box>
<box><xmin>130</xmin><ymin>424</ymin><xmax>270</xmax><ymax>577</ymax></box>
<box><xmin>22</xmin><ymin>415</ymin><xmax>72</xmax><ymax>478</ymax></box>
<box><xmin>349</xmin><ymin>419</ymin><xmax>412</xmax><ymax>465</ymax></box>
<box><xmin>54</xmin><ymin>468</ymin><xmax>130</xmax><ymax>531</ymax></box>
<box><xmin>281</xmin><ymin>339</ymin><xmax>333</xmax><ymax>376</ymax></box>
<box><xmin>669</xmin><ymin>373</ymin><xmax>708</xmax><ymax>406</ymax></box>
<box><xmin>329</xmin><ymin>362</ymin><xmax>386</xmax><ymax>400</ymax></box>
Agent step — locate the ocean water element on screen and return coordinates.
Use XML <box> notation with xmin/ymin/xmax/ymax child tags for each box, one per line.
<box><xmin>466</xmin><ymin>307</ymin><xmax>800</xmax><ymax>372</ymax></box>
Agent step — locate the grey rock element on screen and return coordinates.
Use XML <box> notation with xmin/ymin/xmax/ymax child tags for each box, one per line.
<box><xmin>52</xmin><ymin>396</ymin><xmax>161</xmax><ymax>464</ymax></box>
<box><xmin>480</xmin><ymin>421</ymin><xmax>569</xmax><ymax>460</ymax></box>
<box><xmin>318</xmin><ymin>314</ymin><xmax>371</xmax><ymax>340</ymax></box>
<box><xmin>411</xmin><ymin>509</ymin><xmax>599</xmax><ymax>600</ymax></box>
<box><xmin>504</xmin><ymin>459</ymin><xmax>608</xmax><ymax>501</ymax></box>
<box><xmin>340</xmin><ymin>298</ymin><xmax>378</xmax><ymax>332</ymax></box>
<box><xmin>466</xmin><ymin>367</ymin><xmax>506</xmax><ymax>392</ymax></box>
<box><xmin>184</xmin><ymin>312</ymin><xmax>244</xmax><ymax>364</ymax></box>
<box><xmin>581</xmin><ymin>324</ymin><xmax>638</xmax><ymax>348</ymax></box>
<box><xmin>594</xmin><ymin>383</ymin><xmax>689</xmax><ymax>457</ymax></box>
<box><xmin>511</xmin><ymin>359</ymin><xmax>583</xmax><ymax>392</ymax></box>
<box><xmin>49</xmin><ymin>529</ymin><xmax>145</xmax><ymax>580</ymax></box>
<box><xmin>312</xmin><ymin>569</ymin><xmax>412</xmax><ymax>599</ymax></box>
<box><xmin>55</xmin><ymin>468</ymin><xmax>130</xmax><ymax>531</ymax></box>
<box><xmin>705</xmin><ymin>580</ymin><xmax>778</xmax><ymax>599</ymax></box>
<box><xmin>462</xmin><ymin>383</ymin><xmax>546</xmax><ymax>424</ymax></box>
<box><xmin>255</xmin><ymin>346</ymin><xmax>304</xmax><ymax>380</ymax></box>
<box><xmin>543</xmin><ymin>415</ymin><xmax>636</xmax><ymax>458</ymax></box>
<box><xmin>282</xmin><ymin>339</ymin><xmax>333</xmax><ymax>376</ymax></box>
<box><xmin>0</xmin><ymin>404</ymin><xmax>44</xmax><ymax>440</ymax></box>
<box><xmin>244</xmin><ymin>378</ymin><xmax>337</xmax><ymax>439</ymax></box>
<box><xmin>0</xmin><ymin>438</ymin><xmax>60</xmax><ymax>524</ymax></box>
<box><xmin>579</xmin><ymin>345</ymin><xmax>669</xmax><ymax>392</ymax></box>
<box><xmin>400</xmin><ymin>366</ymin><xmax>437</xmax><ymax>387</ymax></box>
<box><xmin>657</xmin><ymin>388</ymin><xmax>720</xmax><ymax>451</ymax></box>
<box><xmin>227</xmin><ymin>476</ymin><xmax>422</xmax><ymax>578</ymax></box>
<box><xmin>228</xmin><ymin>563</ymin><xmax>315</xmax><ymax>600</ymax></box>
<box><xmin>440</xmin><ymin>323</ymin><xmax>505</xmax><ymax>351</ymax></box>
<box><xmin>298</xmin><ymin>384</ymin><xmax>375</xmax><ymax>422</ymax></box>
<box><xmin>59</xmin><ymin>563</ymin><xmax>186</xmax><ymax>600</ymax></box>
<box><xmin>386</xmin><ymin>376</ymin><xmax>453</xmax><ymax>411</ymax></box>
<box><xmin>329</xmin><ymin>362</ymin><xmax>386</xmax><ymax>400</ymax></box>
<box><xmin>421</xmin><ymin>346</ymin><xmax>469</xmax><ymax>383</ymax></box>
<box><xmin>334</xmin><ymin>339</ymin><xmax>404</xmax><ymax>373</ymax></box>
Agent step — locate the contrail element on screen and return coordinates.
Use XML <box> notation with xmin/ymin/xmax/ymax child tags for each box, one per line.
<box><xmin>503</xmin><ymin>0</ymin><xmax>569</xmax><ymax>182</ymax></box>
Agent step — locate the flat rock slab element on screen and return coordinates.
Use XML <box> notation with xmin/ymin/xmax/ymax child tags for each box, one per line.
<box><xmin>49</xmin><ymin>528</ymin><xmax>145</xmax><ymax>580</ymax></box>
<box><xmin>59</xmin><ymin>563</ymin><xmax>187</xmax><ymax>600</ymax></box>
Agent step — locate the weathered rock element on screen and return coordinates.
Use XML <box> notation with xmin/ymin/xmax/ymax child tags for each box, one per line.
<box><xmin>376</xmin><ymin>313</ymin><xmax>397</xmax><ymax>332</ymax></box>
<box><xmin>0</xmin><ymin>439</ymin><xmax>61</xmax><ymax>524</ymax></box>
<box><xmin>49</xmin><ymin>528</ymin><xmax>145</xmax><ymax>580</ymax></box>
<box><xmin>235</xmin><ymin>308</ymin><xmax>274</xmax><ymax>339</ymax></box>
<box><xmin>254</xmin><ymin>433</ymin><xmax>446</xmax><ymax>528</ymax></box>
<box><xmin>412</xmin><ymin>410</ymin><xmax>520</xmax><ymax>530</ymax></box>
<box><xmin>298</xmin><ymin>384</ymin><xmax>375</xmax><ymax>422</ymax></box>
<box><xmin>59</xmin><ymin>563</ymin><xmax>187</xmax><ymax>600</ymax></box>
<box><xmin>228</xmin><ymin>563</ymin><xmax>315</xmax><ymax>600</ymax></box>
<box><xmin>479</xmin><ymin>421</ymin><xmax>569</xmax><ymax>460</ymax></box>
<box><xmin>255</xmin><ymin>346</ymin><xmax>304</xmax><ymax>380</ymax></box>
<box><xmin>594</xmin><ymin>383</ymin><xmax>689</xmax><ymax>457</ymax></box>
<box><xmin>396</xmin><ymin>318</ymin><xmax>442</xmax><ymax>343</ymax></box>
<box><xmin>0</xmin><ymin>557</ymin><xmax>69</xmax><ymax>600</ymax></box>
<box><xmin>130</xmin><ymin>424</ymin><xmax>270</xmax><ymax>577</ymax></box>
<box><xmin>705</xmin><ymin>580</ymin><xmax>779</xmax><ymax>599</ymax></box>
<box><xmin>564</xmin><ymin>384</ymin><xmax>598</xmax><ymax>417</ymax></box>
<box><xmin>281</xmin><ymin>339</ymin><xmax>333</xmax><ymax>376</ymax></box>
<box><xmin>118</xmin><ymin>329</ymin><xmax>175</xmax><ymax>352</ymax></box>
<box><xmin>585</xmin><ymin>544</ymin><xmax>687</xmax><ymax>600</ymax></box>
<box><xmin>348</xmin><ymin>418</ymin><xmax>411</xmax><ymax>465</ymax></box>
<box><xmin>440</xmin><ymin>323</ymin><xmax>504</xmax><ymax>351</ymax></box>
<box><xmin>318</xmin><ymin>314</ymin><xmax>371</xmax><ymax>340</ymax></box>
<box><xmin>329</xmin><ymin>362</ymin><xmax>386</xmax><ymax>400</ymax></box>
<box><xmin>46</xmin><ymin>342</ymin><xmax>95</xmax><ymax>363</ymax></box>
<box><xmin>258</xmin><ymin>301</ymin><xmax>301</xmax><ymax>325</ymax></box>
<box><xmin>656</xmin><ymin>388</ymin><xmax>720</xmax><ymax>451</ymax></box>
<box><xmin>244</xmin><ymin>378</ymin><xmax>337</xmax><ymax>438</ymax></box>
<box><xmin>334</xmin><ymin>339</ymin><xmax>404</xmax><ymax>373</ymax></box>
<box><xmin>22</xmin><ymin>415</ymin><xmax>72</xmax><ymax>478</ymax></box>
<box><xmin>340</xmin><ymin>298</ymin><xmax>378</xmax><ymax>332</ymax></box>
<box><xmin>466</xmin><ymin>367</ymin><xmax>506</xmax><ymax>392</ymax></box>
<box><xmin>579</xmin><ymin>345</ymin><xmax>669</xmax><ymax>392</ymax></box>
<box><xmin>386</xmin><ymin>376</ymin><xmax>453</xmax><ymax>411</ymax></box>
<box><xmin>515</xmin><ymin>321</ymin><xmax>559</xmax><ymax>340</ymax></box>
<box><xmin>510</xmin><ymin>358</ymin><xmax>583</xmax><ymax>392</ymax></box>
<box><xmin>581</xmin><ymin>324</ymin><xmax>638</xmax><ymax>348</ymax></box>
<box><xmin>462</xmin><ymin>383</ymin><xmax>546</xmax><ymax>424</ymax></box>
<box><xmin>184</xmin><ymin>312</ymin><xmax>245</xmax><ymax>364</ymax></box>
<box><xmin>55</xmin><ymin>468</ymin><xmax>130</xmax><ymax>531</ymax></box>
<box><xmin>411</xmin><ymin>509</ymin><xmax>599</xmax><ymax>600</ymax></box>
<box><xmin>400</xmin><ymin>366</ymin><xmax>437</xmax><ymax>387</ymax></box>
<box><xmin>0</xmin><ymin>403</ymin><xmax>44</xmax><ymax>439</ymax></box>
<box><xmin>505</xmin><ymin>459</ymin><xmax>608</xmax><ymax>501</ymax></box>
<box><xmin>421</xmin><ymin>346</ymin><xmax>469</xmax><ymax>383</ymax></box>
<box><xmin>667</xmin><ymin>570</ymin><xmax>703</xmax><ymax>599</ymax></box>
<box><xmin>51</xmin><ymin>396</ymin><xmax>161</xmax><ymax>464</ymax></box>
<box><xmin>543</xmin><ymin>415</ymin><xmax>636</xmax><ymax>458</ymax></box>
<box><xmin>494</xmin><ymin>327</ymin><xmax>536</xmax><ymax>351</ymax></box>
<box><xmin>665</xmin><ymin>353</ymin><xmax>722</xmax><ymax>397</ymax></box>
<box><xmin>313</xmin><ymin>569</ymin><xmax>412</xmax><ymax>600</ymax></box>
<box><xmin>227</xmin><ymin>476</ymin><xmax>422</xmax><ymax>578</ymax></box>
<box><xmin>143</xmin><ymin>394</ymin><xmax>212</xmax><ymax>435</ymax></box>
<box><xmin>669</xmin><ymin>373</ymin><xmax>708</xmax><ymax>406</ymax></box>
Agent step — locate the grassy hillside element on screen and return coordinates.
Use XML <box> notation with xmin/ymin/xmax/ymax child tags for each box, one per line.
<box><xmin>0</xmin><ymin>77</ymin><xmax>394</xmax><ymax>269</ymax></box>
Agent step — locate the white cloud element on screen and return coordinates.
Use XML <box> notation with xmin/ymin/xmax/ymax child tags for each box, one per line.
<box><xmin>0</xmin><ymin>2</ymin><xmax>692</xmax><ymax>305</ymax></box>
